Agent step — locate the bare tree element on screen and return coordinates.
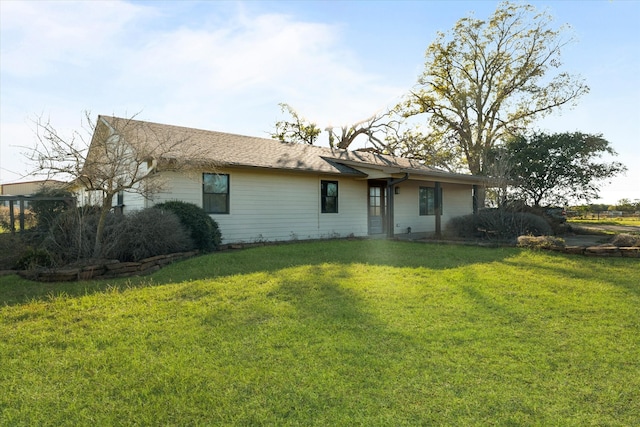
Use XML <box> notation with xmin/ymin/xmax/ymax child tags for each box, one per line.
<box><xmin>326</xmin><ymin>112</ymin><xmax>395</xmax><ymax>150</ymax></box>
<box><xmin>25</xmin><ymin>112</ymin><xmax>207</xmax><ymax>256</ymax></box>
<box><xmin>272</xmin><ymin>103</ymin><xmax>405</xmax><ymax>152</ymax></box>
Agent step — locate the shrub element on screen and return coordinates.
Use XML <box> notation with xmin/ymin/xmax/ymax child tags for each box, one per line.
<box><xmin>43</xmin><ymin>207</ymin><xmax>116</xmax><ymax>263</ymax></box>
<box><xmin>14</xmin><ymin>247</ymin><xmax>55</xmax><ymax>270</ymax></box>
<box><xmin>0</xmin><ymin>233</ymin><xmax>29</xmax><ymax>269</ymax></box>
<box><xmin>444</xmin><ymin>215</ymin><xmax>478</xmax><ymax>239</ymax></box>
<box><xmin>611</xmin><ymin>233</ymin><xmax>640</xmax><ymax>247</ymax></box>
<box><xmin>154</xmin><ymin>201</ymin><xmax>221</xmax><ymax>251</ymax></box>
<box><xmin>446</xmin><ymin>209</ymin><xmax>552</xmax><ymax>241</ymax></box>
<box><xmin>517</xmin><ymin>235</ymin><xmax>565</xmax><ymax>250</ymax></box>
<box><xmin>501</xmin><ymin>203</ymin><xmax>570</xmax><ymax>235</ymax></box>
<box><xmin>43</xmin><ymin>207</ymin><xmax>196</xmax><ymax>263</ymax></box>
<box><xmin>103</xmin><ymin>208</ymin><xmax>194</xmax><ymax>261</ymax></box>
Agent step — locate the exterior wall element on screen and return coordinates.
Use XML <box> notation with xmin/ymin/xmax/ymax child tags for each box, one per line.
<box><xmin>151</xmin><ymin>169</ymin><xmax>369</xmax><ymax>244</ymax></box>
<box><xmin>0</xmin><ymin>181</ymin><xmax>63</xmax><ymax>196</ymax></box>
<box><xmin>120</xmin><ymin>189</ymin><xmax>147</xmax><ymax>212</ymax></box>
<box><xmin>392</xmin><ymin>180</ymin><xmax>473</xmax><ymax>235</ymax></box>
<box><xmin>145</xmin><ymin>170</ymin><xmax>476</xmax><ymax>243</ymax></box>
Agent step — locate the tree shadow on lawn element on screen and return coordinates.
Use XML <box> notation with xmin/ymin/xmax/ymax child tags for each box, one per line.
<box><xmin>165</xmin><ymin>240</ymin><xmax>518</xmax><ymax>281</ymax></box>
<box><xmin>2</xmin><ymin>240</ymin><xmax>517</xmax><ymax>306</ymax></box>
<box><xmin>217</xmin><ymin>263</ymin><xmax>443</xmax><ymax>421</ymax></box>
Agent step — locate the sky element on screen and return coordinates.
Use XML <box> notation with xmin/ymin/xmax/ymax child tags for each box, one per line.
<box><xmin>1</xmin><ymin>0</ymin><xmax>639</xmax><ymax>205</ymax></box>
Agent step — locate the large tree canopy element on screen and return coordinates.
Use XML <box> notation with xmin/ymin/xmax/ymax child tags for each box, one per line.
<box><xmin>505</xmin><ymin>132</ymin><xmax>626</xmax><ymax>206</ymax></box>
<box><xmin>402</xmin><ymin>1</ymin><xmax>589</xmax><ymax>177</ymax></box>
<box><xmin>271</xmin><ymin>103</ymin><xmax>322</xmax><ymax>145</ymax></box>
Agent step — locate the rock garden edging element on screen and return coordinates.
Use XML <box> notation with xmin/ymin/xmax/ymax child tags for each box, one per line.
<box><xmin>16</xmin><ymin>251</ymin><xmax>199</xmax><ymax>282</ymax></box>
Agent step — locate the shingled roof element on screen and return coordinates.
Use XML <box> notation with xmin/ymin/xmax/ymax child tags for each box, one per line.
<box><xmin>97</xmin><ymin>115</ymin><xmax>483</xmax><ymax>184</ymax></box>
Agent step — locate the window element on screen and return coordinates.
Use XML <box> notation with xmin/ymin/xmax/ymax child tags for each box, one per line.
<box><xmin>115</xmin><ymin>191</ymin><xmax>125</xmax><ymax>214</ymax></box>
<box><xmin>321</xmin><ymin>180</ymin><xmax>338</xmax><ymax>213</ymax></box>
<box><xmin>419</xmin><ymin>187</ymin><xmax>442</xmax><ymax>215</ymax></box>
<box><xmin>203</xmin><ymin>173</ymin><xmax>229</xmax><ymax>214</ymax></box>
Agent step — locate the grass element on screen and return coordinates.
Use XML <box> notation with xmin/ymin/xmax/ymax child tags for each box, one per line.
<box><xmin>569</xmin><ymin>217</ymin><xmax>640</xmax><ymax>227</ymax></box>
<box><xmin>1</xmin><ymin>240</ymin><xmax>639</xmax><ymax>425</ymax></box>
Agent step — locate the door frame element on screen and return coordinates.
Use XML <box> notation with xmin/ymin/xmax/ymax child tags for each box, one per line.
<box><xmin>367</xmin><ymin>180</ymin><xmax>387</xmax><ymax>235</ymax></box>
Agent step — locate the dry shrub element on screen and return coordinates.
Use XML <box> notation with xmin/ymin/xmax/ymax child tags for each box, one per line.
<box><xmin>611</xmin><ymin>233</ymin><xmax>640</xmax><ymax>247</ymax></box>
<box><xmin>42</xmin><ymin>207</ymin><xmax>105</xmax><ymax>263</ymax></box>
<box><xmin>43</xmin><ymin>207</ymin><xmax>194</xmax><ymax>263</ymax></box>
<box><xmin>104</xmin><ymin>208</ymin><xmax>194</xmax><ymax>261</ymax></box>
<box><xmin>517</xmin><ymin>235</ymin><xmax>565</xmax><ymax>250</ymax></box>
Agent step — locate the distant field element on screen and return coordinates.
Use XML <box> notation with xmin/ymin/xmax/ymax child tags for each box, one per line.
<box><xmin>1</xmin><ymin>240</ymin><xmax>639</xmax><ymax>425</ymax></box>
<box><xmin>569</xmin><ymin>218</ymin><xmax>640</xmax><ymax>227</ymax></box>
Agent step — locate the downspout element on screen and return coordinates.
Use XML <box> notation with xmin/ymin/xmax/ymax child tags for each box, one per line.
<box><xmin>386</xmin><ymin>173</ymin><xmax>410</xmax><ymax>238</ymax></box>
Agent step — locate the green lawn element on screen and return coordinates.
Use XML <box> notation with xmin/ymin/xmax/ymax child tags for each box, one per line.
<box><xmin>1</xmin><ymin>240</ymin><xmax>639</xmax><ymax>426</ymax></box>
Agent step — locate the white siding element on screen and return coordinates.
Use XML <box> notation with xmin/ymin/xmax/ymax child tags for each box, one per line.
<box><xmin>148</xmin><ymin>169</ymin><xmax>475</xmax><ymax>243</ymax></box>
<box><xmin>150</xmin><ymin>171</ymin><xmax>202</xmax><ymax>206</ymax></box>
<box><xmin>392</xmin><ymin>181</ymin><xmax>473</xmax><ymax>234</ymax></box>
<box><xmin>151</xmin><ymin>169</ymin><xmax>368</xmax><ymax>244</ymax></box>
<box><xmin>121</xmin><ymin>190</ymin><xmax>146</xmax><ymax>211</ymax></box>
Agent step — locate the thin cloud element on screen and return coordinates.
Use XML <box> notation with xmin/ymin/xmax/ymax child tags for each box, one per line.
<box><xmin>0</xmin><ymin>1</ymin><xmax>147</xmax><ymax>76</ymax></box>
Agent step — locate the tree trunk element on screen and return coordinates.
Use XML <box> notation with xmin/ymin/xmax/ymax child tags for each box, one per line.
<box><xmin>475</xmin><ymin>186</ymin><xmax>487</xmax><ymax>210</ymax></box>
<box><xmin>93</xmin><ymin>192</ymin><xmax>114</xmax><ymax>257</ymax></box>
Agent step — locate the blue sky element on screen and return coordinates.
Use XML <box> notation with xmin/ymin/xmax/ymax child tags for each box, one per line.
<box><xmin>1</xmin><ymin>0</ymin><xmax>638</xmax><ymax>204</ymax></box>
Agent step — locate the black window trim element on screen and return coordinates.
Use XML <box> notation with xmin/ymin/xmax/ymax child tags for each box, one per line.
<box><xmin>419</xmin><ymin>186</ymin><xmax>442</xmax><ymax>216</ymax></box>
<box><xmin>203</xmin><ymin>172</ymin><xmax>230</xmax><ymax>214</ymax></box>
<box><xmin>321</xmin><ymin>180</ymin><xmax>339</xmax><ymax>214</ymax></box>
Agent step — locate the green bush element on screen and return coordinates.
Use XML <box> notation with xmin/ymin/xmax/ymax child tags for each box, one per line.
<box><xmin>15</xmin><ymin>247</ymin><xmax>55</xmax><ymax>270</ymax></box>
<box><xmin>446</xmin><ymin>209</ymin><xmax>552</xmax><ymax>241</ymax></box>
<box><xmin>154</xmin><ymin>201</ymin><xmax>221</xmax><ymax>251</ymax></box>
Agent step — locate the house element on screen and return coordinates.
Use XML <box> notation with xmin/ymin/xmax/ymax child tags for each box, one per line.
<box><xmin>89</xmin><ymin>116</ymin><xmax>485</xmax><ymax>244</ymax></box>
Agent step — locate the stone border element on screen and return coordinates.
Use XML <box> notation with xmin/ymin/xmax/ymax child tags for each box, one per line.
<box><xmin>15</xmin><ymin>251</ymin><xmax>199</xmax><ymax>282</ymax></box>
<box><xmin>415</xmin><ymin>236</ymin><xmax>639</xmax><ymax>258</ymax></box>
<box><xmin>553</xmin><ymin>245</ymin><xmax>639</xmax><ymax>258</ymax></box>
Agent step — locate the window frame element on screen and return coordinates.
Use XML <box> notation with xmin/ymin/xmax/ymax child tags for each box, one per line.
<box><xmin>419</xmin><ymin>186</ymin><xmax>442</xmax><ymax>216</ymax></box>
<box><xmin>321</xmin><ymin>180</ymin><xmax>339</xmax><ymax>214</ymax></box>
<box><xmin>203</xmin><ymin>173</ymin><xmax>230</xmax><ymax>214</ymax></box>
